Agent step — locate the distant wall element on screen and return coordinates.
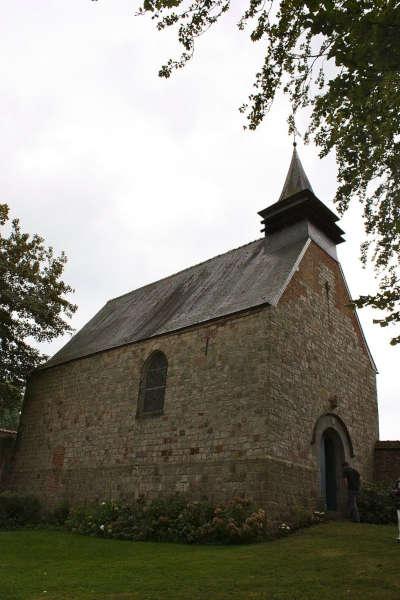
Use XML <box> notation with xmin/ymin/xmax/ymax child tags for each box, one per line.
<box><xmin>374</xmin><ymin>441</ymin><xmax>400</xmax><ymax>484</ymax></box>
<box><xmin>0</xmin><ymin>429</ymin><xmax>17</xmax><ymax>488</ymax></box>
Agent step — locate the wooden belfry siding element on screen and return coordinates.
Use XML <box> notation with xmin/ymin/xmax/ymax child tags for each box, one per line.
<box><xmin>9</xmin><ymin>242</ymin><xmax>378</xmax><ymax>519</ymax></box>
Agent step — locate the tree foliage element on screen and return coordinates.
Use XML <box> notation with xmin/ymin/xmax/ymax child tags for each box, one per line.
<box><xmin>133</xmin><ymin>0</ymin><xmax>400</xmax><ymax>343</ymax></box>
<box><xmin>0</xmin><ymin>204</ymin><xmax>77</xmax><ymax>428</ymax></box>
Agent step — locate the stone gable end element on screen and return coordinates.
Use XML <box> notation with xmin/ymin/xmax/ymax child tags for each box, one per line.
<box><xmin>281</xmin><ymin>241</ymin><xmax>371</xmax><ymax>361</ymax></box>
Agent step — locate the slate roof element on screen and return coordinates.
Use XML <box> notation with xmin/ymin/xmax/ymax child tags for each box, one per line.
<box><xmin>278</xmin><ymin>145</ymin><xmax>314</xmax><ymax>202</ymax></box>
<box><xmin>45</xmin><ymin>237</ymin><xmax>308</xmax><ymax>368</ymax></box>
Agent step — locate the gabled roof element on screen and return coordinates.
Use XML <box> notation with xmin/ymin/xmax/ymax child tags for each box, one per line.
<box><xmin>45</xmin><ymin>237</ymin><xmax>309</xmax><ymax>368</ymax></box>
<box><xmin>278</xmin><ymin>145</ymin><xmax>314</xmax><ymax>202</ymax></box>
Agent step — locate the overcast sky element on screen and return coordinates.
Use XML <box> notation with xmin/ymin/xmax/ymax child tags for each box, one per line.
<box><xmin>1</xmin><ymin>1</ymin><xmax>398</xmax><ymax>439</ymax></box>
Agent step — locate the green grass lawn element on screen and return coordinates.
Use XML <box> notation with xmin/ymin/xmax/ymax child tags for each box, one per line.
<box><xmin>0</xmin><ymin>522</ymin><xmax>399</xmax><ymax>600</ymax></box>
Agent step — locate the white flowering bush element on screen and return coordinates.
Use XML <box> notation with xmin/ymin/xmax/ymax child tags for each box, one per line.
<box><xmin>276</xmin><ymin>506</ymin><xmax>327</xmax><ymax>537</ymax></box>
<box><xmin>278</xmin><ymin>522</ymin><xmax>291</xmax><ymax>535</ymax></box>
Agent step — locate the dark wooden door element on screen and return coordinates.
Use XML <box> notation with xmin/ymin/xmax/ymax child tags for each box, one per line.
<box><xmin>324</xmin><ymin>435</ymin><xmax>337</xmax><ymax>510</ymax></box>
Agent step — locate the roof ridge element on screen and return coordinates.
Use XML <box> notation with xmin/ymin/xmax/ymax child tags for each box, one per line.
<box><xmin>108</xmin><ymin>237</ymin><xmax>264</xmax><ymax>304</ymax></box>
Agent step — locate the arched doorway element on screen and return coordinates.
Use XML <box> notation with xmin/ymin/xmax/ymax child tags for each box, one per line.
<box><xmin>320</xmin><ymin>428</ymin><xmax>345</xmax><ymax>511</ymax></box>
<box><xmin>312</xmin><ymin>413</ymin><xmax>354</xmax><ymax>513</ymax></box>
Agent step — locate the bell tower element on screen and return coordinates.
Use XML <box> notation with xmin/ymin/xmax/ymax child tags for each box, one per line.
<box><xmin>258</xmin><ymin>145</ymin><xmax>345</xmax><ymax>259</ymax></box>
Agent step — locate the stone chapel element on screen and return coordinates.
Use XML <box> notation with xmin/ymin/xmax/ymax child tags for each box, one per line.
<box><xmin>8</xmin><ymin>147</ymin><xmax>379</xmax><ymax>518</ymax></box>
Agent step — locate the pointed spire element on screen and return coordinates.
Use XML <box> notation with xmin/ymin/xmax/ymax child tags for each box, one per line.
<box><xmin>278</xmin><ymin>143</ymin><xmax>314</xmax><ymax>202</ymax></box>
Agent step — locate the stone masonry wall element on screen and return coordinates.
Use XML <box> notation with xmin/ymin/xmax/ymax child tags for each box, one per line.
<box><xmin>0</xmin><ymin>429</ymin><xmax>17</xmax><ymax>487</ymax></box>
<box><xmin>9</xmin><ymin>241</ymin><xmax>378</xmax><ymax>520</ymax></box>
<box><xmin>268</xmin><ymin>243</ymin><xmax>378</xmax><ymax>493</ymax></box>
<box><xmin>374</xmin><ymin>441</ymin><xmax>400</xmax><ymax>483</ymax></box>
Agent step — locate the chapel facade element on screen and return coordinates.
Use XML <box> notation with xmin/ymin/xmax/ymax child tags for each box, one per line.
<box><xmin>8</xmin><ymin>147</ymin><xmax>379</xmax><ymax>519</ymax></box>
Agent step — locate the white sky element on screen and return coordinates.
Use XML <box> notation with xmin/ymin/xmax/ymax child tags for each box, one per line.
<box><xmin>0</xmin><ymin>1</ymin><xmax>398</xmax><ymax>439</ymax></box>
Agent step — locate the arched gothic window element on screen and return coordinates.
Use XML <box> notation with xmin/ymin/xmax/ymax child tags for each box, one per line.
<box><xmin>138</xmin><ymin>351</ymin><xmax>168</xmax><ymax>416</ymax></box>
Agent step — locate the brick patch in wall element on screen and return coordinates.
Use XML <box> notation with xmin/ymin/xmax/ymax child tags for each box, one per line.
<box><xmin>52</xmin><ymin>446</ymin><xmax>65</xmax><ymax>469</ymax></box>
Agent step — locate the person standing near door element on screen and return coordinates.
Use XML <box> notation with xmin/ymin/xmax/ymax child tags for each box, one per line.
<box><xmin>342</xmin><ymin>462</ymin><xmax>361</xmax><ymax>522</ymax></box>
<box><xmin>392</xmin><ymin>477</ymin><xmax>400</xmax><ymax>542</ymax></box>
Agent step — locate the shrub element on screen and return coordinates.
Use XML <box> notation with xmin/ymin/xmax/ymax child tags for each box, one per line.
<box><xmin>65</xmin><ymin>500</ymin><xmax>127</xmax><ymax>537</ymax></box>
<box><xmin>299</xmin><ymin>508</ymin><xmax>325</xmax><ymax>528</ymax></box>
<box><xmin>278</xmin><ymin>507</ymin><xmax>326</xmax><ymax>537</ymax></box>
<box><xmin>141</xmin><ymin>494</ymin><xmax>189</xmax><ymax>542</ymax></box>
<box><xmin>51</xmin><ymin>501</ymin><xmax>70</xmax><ymax>525</ymax></box>
<box><xmin>173</xmin><ymin>498</ymin><xmax>215</xmax><ymax>543</ymax></box>
<box><xmin>358</xmin><ymin>482</ymin><xmax>397</xmax><ymax>524</ymax></box>
<box><xmin>0</xmin><ymin>491</ymin><xmax>41</xmax><ymax>528</ymax></box>
<box><xmin>66</xmin><ymin>495</ymin><xmax>271</xmax><ymax>544</ymax></box>
<box><xmin>196</xmin><ymin>497</ymin><xmax>270</xmax><ymax>544</ymax></box>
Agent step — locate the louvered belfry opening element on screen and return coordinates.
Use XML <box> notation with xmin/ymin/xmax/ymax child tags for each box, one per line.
<box><xmin>139</xmin><ymin>351</ymin><xmax>168</xmax><ymax>416</ymax></box>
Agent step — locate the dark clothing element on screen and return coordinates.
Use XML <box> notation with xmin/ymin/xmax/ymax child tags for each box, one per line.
<box><xmin>343</xmin><ymin>467</ymin><xmax>361</xmax><ymax>522</ymax></box>
<box><xmin>347</xmin><ymin>490</ymin><xmax>360</xmax><ymax>522</ymax></box>
<box><xmin>392</xmin><ymin>479</ymin><xmax>400</xmax><ymax>510</ymax></box>
<box><xmin>343</xmin><ymin>467</ymin><xmax>361</xmax><ymax>492</ymax></box>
